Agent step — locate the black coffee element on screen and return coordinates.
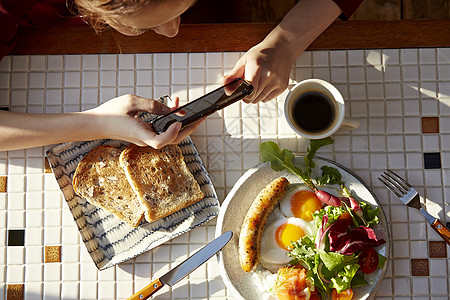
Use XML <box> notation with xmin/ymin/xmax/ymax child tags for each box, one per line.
<box><xmin>293</xmin><ymin>91</ymin><xmax>334</xmax><ymax>132</ymax></box>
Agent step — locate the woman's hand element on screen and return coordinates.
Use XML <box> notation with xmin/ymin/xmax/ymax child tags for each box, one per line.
<box><xmin>0</xmin><ymin>94</ymin><xmax>202</xmax><ymax>151</ymax></box>
<box><xmin>87</xmin><ymin>94</ymin><xmax>202</xmax><ymax>149</ymax></box>
<box><xmin>221</xmin><ymin>0</ymin><xmax>342</xmax><ymax>105</ymax></box>
<box><xmin>221</xmin><ymin>41</ymin><xmax>294</xmax><ymax>104</ymax></box>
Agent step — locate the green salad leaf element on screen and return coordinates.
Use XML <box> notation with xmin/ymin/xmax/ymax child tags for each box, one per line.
<box><xmin>317</xmin><ymin>249</ymin><xmax>358</xmax><ymax>272</ymax></box>
<box><xmin>351</xmin><ymin>273</ymin><xmax>368</xmax><ymax>288</ymax></box>
<box><xmin>289</xmin><ymin>235</ymin><xmax>362</xmax><ymax>296</ymax></box>
<box><xmin>329</xmin><ymin>264</ymin><xmax>361</xmax><ymax>293</ymax></box>
<box><xmin>288</xmin><ymin>236</ymin><xmax>317</xmax><ymax>269</ymax></box>
<box><xmin>260</xmin><ymin>138</ymin><xmax>334</xmax><ymax>190</ymax></box>
<box><xmin>260</xmin><ymin>141</ymin><xmax>312</xmax><ymax>188</ymax></box>
<box><xmin>316</xmin><ymin>165</ymin><xmax>352</xmax><ymax>198</ymax></box>
<box><xmin>378</xmin><ymin>253</ymin><xmax>388</xmax><ymax>269</ymax></box>
<box><xmin>315</xmin><ymin>165</ymin><xmax>343</xmax><ymax>186</ymax></box>
<box><xmin>312</xmin><ymin>205</ymin><xmax>346</xmax><ymax>229</ymax></box>
<box><xmin>307</xmin><ymin>270</ymin><xmax>329</xmax><ymax>299</ymax></box>
<box><xmin>260</xmin><ymin>141</ymin><xmax>296</xmax><ymax>173</ymax></box>
<box><xmin>360</xmin><ymin>201</ymin><xmax>380</xmax><ymax>227</ymax></box>
<box><xmin>304</xmin><ymin>137</ymin><xmax>334</xmax><ymax>178</ymax></box>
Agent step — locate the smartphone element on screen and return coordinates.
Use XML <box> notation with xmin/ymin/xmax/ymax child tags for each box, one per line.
<box><xmin>151</xmin><ymin>78</ymin><xmax>253</xmax><ymax>134</ymax></box>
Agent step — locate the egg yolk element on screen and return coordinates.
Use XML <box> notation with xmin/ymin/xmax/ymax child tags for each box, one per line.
<box><xmin>276</xmin><ymin>223</ymin><xmax>305</xmax><ymax>250</ymax></box>
<box><xmin>290</xmin><ymin>190</ymin><xmax>322</xmax><ymax>221</ymax></box>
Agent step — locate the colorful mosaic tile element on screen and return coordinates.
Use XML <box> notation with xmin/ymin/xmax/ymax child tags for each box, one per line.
<box><xmin>421</xmin><ymin>117</ymin><xmax>439</xmax><ymax>133</ymax></box>
<box><xmin>45</xmin><ymin>245</ymin><xmax>61</xmax><ymax>263</ymax></box>
<box><xmin>7</xmin><ymin>230</ymin><xmax>25</xmax><ymax>246</ymax></box>
<box><xmin>411</xmin><ymin>259</ymin><xmax>429</xmax><ymax>276</ymax></box>
<box><xmin>7</xmin><ymin>284</ymin><xmax>24</xmax><ymax>300</ymax></box>
<box><xmin>0</xmin><ymin>176</ymin><xmax>7</xmax><ymax>193</ymax></box>
<box><xmin>429</xmin><ymin>241</ymin><xmax>447</xmax><ymax>258</ymax></box>
<box><xmin>44</xmin><ymin>158</ymin><xmax>53</xmax><ymax>173</ymax></box>
<box><xmin>423</xmin><ymin>153</ymin><xmax>441</xmax><ymax>169</ymax></box>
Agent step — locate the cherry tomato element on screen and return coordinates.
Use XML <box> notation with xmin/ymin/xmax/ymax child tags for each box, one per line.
<box><xmin>337</xmin><ymin>212</ymin><xmax>352</xmax><ymax>221</ymax></box>
<box><xmin>332</xmin><ymin>288</ymin><xmax>353</xmax><ymax>300</ymax></box>
<box><xmin>358</xmin><ymin>248</ymin><xmax>378</xmax><ymax>274</ymax></box>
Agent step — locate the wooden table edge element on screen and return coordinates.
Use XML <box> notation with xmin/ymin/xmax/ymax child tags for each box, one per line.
<box><xmin>10</xmin><ymin>19</ymin><xmax>450</xmax><ymax>55</ymax></box>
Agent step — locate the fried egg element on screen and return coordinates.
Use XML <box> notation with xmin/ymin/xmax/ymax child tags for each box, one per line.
<box><xmin>256</xmin><ymin>184</ymin><xmax>322</xmax><ymax>298</ymax></box>
<box><xmin>260</xmin><ymin>209</ymin><xmax>316</xmax><ymax>265</ymax></box>
<box><xmin>280</xmin><ymin>184</ymin><xmax>323</xmax><ymax>222</ymax></box>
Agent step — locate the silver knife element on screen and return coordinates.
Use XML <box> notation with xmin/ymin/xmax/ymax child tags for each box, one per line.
<box><xmin>127</xmin><ymin>230</ymin><xmax>233</xmax><ymax>300</ymax></box>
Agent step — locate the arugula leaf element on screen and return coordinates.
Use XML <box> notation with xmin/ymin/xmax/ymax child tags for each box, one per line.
<box><xmin>260</xmin><ymin>141</ymin><xmax>314</xmax><ymax>188</ymax></box>
<box><xmin>304</xmin><ymin>137</ymin><xmax>334</xmax><ymax>178</ymax></box>
<box><xmin>260</xmin><ymin>142</ymin><xmax>300</xmax><ymax>175</ymax></box>
<box><xmin>316</xmin><ymin>165</ymin><xmax>342</xmax><ymax>186</ymax></box>
<box><xmin>316</xmin><ymin>165</ymin><xmax>352</xmax><ymax>198</ymax></box>
<box><xmin>260</xmin><ymin>139</ymin><xmax>334</xmax><ymax>190</ymax></box>
<box><xmin>260</xmin><ymin>141</ymin><xmax>295</xmax><ymax>172</ymax></box>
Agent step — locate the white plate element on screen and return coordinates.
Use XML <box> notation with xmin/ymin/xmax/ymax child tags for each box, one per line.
<box><xmin>47</xmin><ymin>112</ymin><xmax>220</xmax><ymax>270</ymax></box>
<box><xmin>215</xmin><ymin>156</ymin><xmax>390</xmax><ymax>300</ymax></box>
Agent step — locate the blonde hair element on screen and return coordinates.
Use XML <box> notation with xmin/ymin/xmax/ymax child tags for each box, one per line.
<box><xmin>74</xmin><ymin>0</ymin><xmax>165</xmax><ymax>30</ymax></box>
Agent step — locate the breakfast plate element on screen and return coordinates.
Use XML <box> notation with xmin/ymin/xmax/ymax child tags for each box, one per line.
<box><xmin>46</xmin><ymin>112</ymin><xmax>220</xmax><ymax>270</ymax></box>
<box><xmin>215</xmin><ymin>156</ymin><xmax>390</xmax><ymax>300</ymax></box>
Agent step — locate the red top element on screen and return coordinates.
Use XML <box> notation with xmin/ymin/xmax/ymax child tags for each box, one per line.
<box><xmin>333</xmin><ymin>0</ymin><xmax>364</xmax><ymax>19</ymax></box>
<box><xmin>0</xmin><ymin>0</ymin><xmax>82</xmax><ymax>59</ymax></box>
<box><xmin>0</xmin><ymin>0</ymin><xmax>364</xmax><ymax>60</ymax></box>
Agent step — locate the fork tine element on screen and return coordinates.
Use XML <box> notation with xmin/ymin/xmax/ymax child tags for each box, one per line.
<box><xmin>386</xmin><ymin>169</ymin><xmax>413</xmax><ymax>188</ymax></box>
<box><xmin>383</xmin><ymin>170</ymin><xmax>410</xmax><ymax>193</ymax></box>
<box><xmin>379</xmin><ymin>174</ymin><xmax>404</xmax><ymax>198</ymax></box>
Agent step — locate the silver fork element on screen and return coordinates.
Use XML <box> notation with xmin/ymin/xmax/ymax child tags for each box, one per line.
<box><xmin>379</xmin><ymin>169</ymin><xmax>450</xmax><ymax>245</ymax></box>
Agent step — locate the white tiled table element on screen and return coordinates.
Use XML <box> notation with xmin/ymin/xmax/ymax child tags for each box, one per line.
<box><xmin>1</xmin><ymin>48</ymin><xmax>450</xmax><ymax>299</ymax></box>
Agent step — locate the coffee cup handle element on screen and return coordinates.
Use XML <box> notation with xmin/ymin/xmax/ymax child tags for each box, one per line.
<box><xmin>341</xmin><ymin>118</ymin><xmax>360</xmax><ymax>130</ymax></box>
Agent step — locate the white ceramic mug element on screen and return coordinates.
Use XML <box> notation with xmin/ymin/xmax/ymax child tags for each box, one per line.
<box><xmin>284</xmin><ymin>79</ymin><xmax>359</xmax><ymax>139</ymax></box>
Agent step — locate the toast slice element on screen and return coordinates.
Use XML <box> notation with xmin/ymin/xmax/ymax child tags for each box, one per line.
<box><xmin>72</xmin><ymin>145</ymin><xmax>145</xmax><ymax>227</ymax></box>
<box><xmin>120</xmin><ymin>144</ymin><xmax>205</xmax><ymax>223</ymax></box>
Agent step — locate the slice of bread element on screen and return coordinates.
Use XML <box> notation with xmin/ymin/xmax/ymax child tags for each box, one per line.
<box><xmin>72</xmin><ymin>145</ymin><xmax>145</xmax><ymax>227</ymax></box>
<box><xmin>120</xmin><ymin>144</ymin><xmax>205</xmax><ymax>223</ymax></box>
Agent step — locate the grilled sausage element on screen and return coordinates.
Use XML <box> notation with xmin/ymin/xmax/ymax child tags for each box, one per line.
<box><xmin>239</xmin><ymin>177</ymin><xmax>290</xmax><ymax>272</ymax></box>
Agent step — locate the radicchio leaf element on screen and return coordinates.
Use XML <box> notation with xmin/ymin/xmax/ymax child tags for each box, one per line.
<box><xmin>315</xmin><ymin>215</ymin><xmax>330</xmax><ymax>250</ymax></box>
<box><xmin>333</xmin><ymin>226</ymin><xmax>386</xmax><ymax>255</ymax></box>
<box><xmin>327</xmin><ymin>219</ymin><xmax>353</xmax><ymax>251</ymax></box>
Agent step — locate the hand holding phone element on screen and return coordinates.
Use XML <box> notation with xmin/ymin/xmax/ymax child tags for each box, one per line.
<box><xmin>151</xmin><ymin>78</ymin><xmax>253</xmax><ymax>134</ymax></box>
